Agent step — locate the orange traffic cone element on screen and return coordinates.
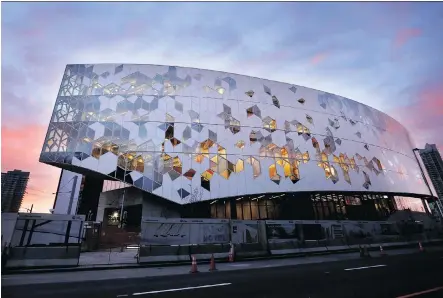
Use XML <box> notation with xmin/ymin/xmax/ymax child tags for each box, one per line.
<box><xmin>209</xmin><ymin>254</ymin><xmax>217</xmax><ymax>271</ymax></box>
<box><xmin>380</xmin><ymin>245</ymin><xmax>386</xmax><ymax>256</ymax></box>
<box><xmin>228</xmin><ymin>246</ymin><xmax>234</xmax><ymax>262</ymax></box>
<box><xmin>189</xmin><ymin>255</ymin><xmax>199</xmax><ymax>273</ymax></box>
<box><xmin>418</xmin><ymin>242</ymin><xmax>425</xmax><ymax>252</ymax></box>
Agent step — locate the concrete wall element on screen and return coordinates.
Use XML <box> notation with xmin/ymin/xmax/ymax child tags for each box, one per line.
<box><xmin>53</xmin><ymin>170</ymin><xmax>82</xmax><ymax>215</ymax></box>
<box><xmin>6</xmin><ymin>246</ymin><xmax>81</xmax><ymax>269</ymax></box>
<box><xmin>96</xmin><ymin>187</ymin><xmax>180</xmax><ymax>223</ymax></box>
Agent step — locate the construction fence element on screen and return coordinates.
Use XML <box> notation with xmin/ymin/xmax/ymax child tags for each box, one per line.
<box><xmin>1</xmin><ymin>213</ymin><xmax>85</xmax><ymax>269</ymax></box>
<box><xmin>138</xmin><ymin>217</ymin><xmax>443</xmax><ymax>263</ymax></box>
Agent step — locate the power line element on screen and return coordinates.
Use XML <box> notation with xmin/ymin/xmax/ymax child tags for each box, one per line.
<box><xmin>26</xmin><ymin>187</ymin><xmax>49</xmax><ymax>194</ymax></box>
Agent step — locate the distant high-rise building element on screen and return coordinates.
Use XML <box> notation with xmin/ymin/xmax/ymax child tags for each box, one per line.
<box><xmin>419</xmin><ymin>144</ymin><xmax>443</xmax><ymax>202</ymax></box>
<box><xmin>1</xmin><ymin>170</ymin><xmax>30</xmax><ymax>213</ymax></box>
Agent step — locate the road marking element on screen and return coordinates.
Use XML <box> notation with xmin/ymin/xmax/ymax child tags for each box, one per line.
<box><xmin>344</xmin><ymin>264</ymin><xmax>386</xmax><ymax>271</ymax></box>
<box><xmin>117</xmin><ymin>295</ymin><xmax>128</xmax><ymax>297</ymax></box>
<box><xmin>229</xmin><ymin>264</ymin><xmax>250</xmax><ymax>267</ymax></box>
<box><xmin>396</xmin><ymin>286</ymin><xmax>443</xmax><ymax>298</ymax></box>
<box><xmin>131</xmin><ymin>283</ymin><xmax>232</xmax><ymax>296</ymax></box>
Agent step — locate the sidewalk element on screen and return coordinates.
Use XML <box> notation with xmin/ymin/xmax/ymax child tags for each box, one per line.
<box><xmin>2</xmin><ymin>240</ymin><xmax>441</xmax><ymax>275</ymax></box>
<box><xmin>3</xmin><ymin>240</ymin><xmax>441</xmax><ymax>275</ymax></box>
<box><xmin>2</xmin><ymin>246</ymin><xmax>442</xmax><ymax>287</ymax></box>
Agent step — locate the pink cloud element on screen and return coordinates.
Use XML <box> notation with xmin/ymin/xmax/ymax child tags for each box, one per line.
<box><xmin>1</xmin><ymin>124</ymin><xmax>60</xmax><ymax>213</ymax></box>
<box><xmin>310</xmin><ymin>52</ymin><xmax>328</xmax><ymax>65</ymax></box>
<box><xmin>389</xmin><ymin>80</ymin><xmax>443</xmax><ymax>150</ymax></box>
<box><xmin>394</xmin><ymin>28</ymin><xmax>422</xmax><ymax>48</ymax></box>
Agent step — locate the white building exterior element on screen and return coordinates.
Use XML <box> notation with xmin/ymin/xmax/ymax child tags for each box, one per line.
<box><xmin>40</xmin><ymin>64</ymin><xmax>435</xmax><ymax>211</ymax></box>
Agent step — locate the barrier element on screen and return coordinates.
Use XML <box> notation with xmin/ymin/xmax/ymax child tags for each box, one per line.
<box><xmin>5</xmin><ymin>246</ymin><xmax>81</xmax><ymax>268</ymax></box>
<box><xmin>137</xmin><ymin>217</ymin><xmax>443</xmax><ymax>262</ymax></box>
<box><xmin>3</xmin><ymin>213</ymin><xmax>85</xmax><ymax>269</ymax></box>
<box><xmin>268</xmin><ymin>240</ymin><xmax>300</xmax><ymax>255</ymax></box>
<box><xmin>189</xmin><ymin>243</ymin><xmax>231</xmax><ymax>260</ymax></box>
<box><xmin>138</xmin><ymin>245</ymin><xmax>190</xmax><ymax>263</ymax></box>
<box><xmin>234</xmin><ymin>243</ymin><xmax>268</xmax><ymax>258</ymax></box>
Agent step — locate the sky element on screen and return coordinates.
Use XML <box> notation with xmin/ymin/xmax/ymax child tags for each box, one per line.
<box><xmin>1</xmin><ymin>2</ymin><xmax>443</xmax><ymax>213</ymax></box>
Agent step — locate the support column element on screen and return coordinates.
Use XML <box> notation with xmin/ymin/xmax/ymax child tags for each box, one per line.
<box><xmin>230</xmin><ymin>198</ymin><xmax>237</xmax><ymax>219</ymax></box>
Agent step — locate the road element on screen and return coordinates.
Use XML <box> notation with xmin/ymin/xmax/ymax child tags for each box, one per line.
<box><xmin>3</xmin><ymin>250</ymin><xmax>443</xmax><ymax>298</ymax></box>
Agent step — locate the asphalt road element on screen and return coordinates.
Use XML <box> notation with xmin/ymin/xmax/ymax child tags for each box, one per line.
<box><xmin>3</xmin><ymin>251</ymin><xmax>443</xmax><ymax>298</ymax></box>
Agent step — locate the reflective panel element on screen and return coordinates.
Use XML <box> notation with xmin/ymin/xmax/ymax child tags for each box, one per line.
<box><xmin>235</xmin><ymin>140</ymin><xmax>245</xmax><ymax>149</ymax></box>
<box><xmin>40</xmin><ymin>64</ymin><xmax>428</xmax><ymax>205</ymax></box>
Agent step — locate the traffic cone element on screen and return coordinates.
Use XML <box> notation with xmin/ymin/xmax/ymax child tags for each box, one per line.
<box><xmin>418</xmin><ymin>242</ymin><xmax>425</xmax><ymax>252</ymax></box>
<box><xmin>209</xmin><ymin>254</ymin><xmax>217</xmax><ymax>271</ymax></box>
<box><xmin>379</xmin><ymin>245</ymin><xmax>386</xmax><ymax>256</ymax></box>
<box><xmin>189</xmin><ymin>255</ymin><xmax>199</xmax><ymax>273</ymax></box>
<box><xmin>228</xmin><ymin>245</ymin><xmax>234</xmax><ymax>262</ymax></box>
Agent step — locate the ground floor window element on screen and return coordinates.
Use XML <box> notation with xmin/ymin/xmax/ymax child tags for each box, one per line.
<box><xmin>202</xmin><ymin>192</ymin><xmax>426</xmax><ymax>221</ymax></box>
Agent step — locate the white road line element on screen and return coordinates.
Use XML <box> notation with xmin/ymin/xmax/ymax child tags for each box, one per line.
<box><xmin>396</xmin><ymin>286</ymin><xmax>443</xmax><ymax>298</ymax></box>
<box><xmin>131</xmin><ymin>283</ymin><xmax>232</xmax><ymax>296</ymax></box>
<box><xmin>117</xmin><ymin>295</ymin><xmax>128</xmax><ymax>297</ymax></box>
<box><xmin>229</xmin><ymin>264</ymin><xmax>250</xmax><ymax>267</ymax></box>
<box><xmin>344</xmin><ymin>264</ymin><xmax>386</xmax><ymax>271</ymax></box>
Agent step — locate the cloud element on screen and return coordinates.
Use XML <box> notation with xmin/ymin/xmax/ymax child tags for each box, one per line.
<box><xmin>310</xmin><ymin>52</ymin><xmax>329</xmax><ymax>65</ymax></box>
<box><xmin>1</xmin><ymin>124</ymin><xmax>60</xmax><ymax>213</ymax></box>
<box><xmin>1</xmin><ymin>88</ymin><xmax>55</xmax><ymax>126</ymax></box>
<box><xmin>394</xmin><ymin>28</ymin><xmax>422</xmax><ymax>48</ymax></box>
<box><xmin>389</xmin><ymin>78</ymin><xmax>443</xmax><ymax>150</ymax></box>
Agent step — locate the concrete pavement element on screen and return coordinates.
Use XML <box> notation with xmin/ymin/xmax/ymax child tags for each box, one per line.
<box><xmin>2</xmin><ymin>247</ymin><xmax>443</xmax><ymax>297</ymax></box>
<box><xmin>2</xmin><ymin>246</ymin><xmax>438</xmax><ymax>285</ymax></box>
<box><xmin>6</xmin><ymin>241</ymin><xmax>441</xmax><ymax>275</ymax></box>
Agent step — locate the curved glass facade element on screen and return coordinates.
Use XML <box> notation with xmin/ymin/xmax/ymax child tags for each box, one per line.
<box><xmin>40</xmin><ymin>64</ymin><xmax>431</xmax><ymax>205</ymax></box>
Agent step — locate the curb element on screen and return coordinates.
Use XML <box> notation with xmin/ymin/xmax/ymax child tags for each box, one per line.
<box><xmin>4</xmin><ymin>241</ymin><xmax>442</xmax><ymax>275</ymax></box>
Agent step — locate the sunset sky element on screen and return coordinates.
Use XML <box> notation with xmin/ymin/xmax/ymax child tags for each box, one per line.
<box><xmin>1</xmin><ymin>2</ymin><xmax>442</xmax><ymax>213</ymax></box>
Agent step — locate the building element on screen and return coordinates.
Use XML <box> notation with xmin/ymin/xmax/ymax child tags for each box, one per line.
<box><xmin>418</xmin><ymin>144</ymin><xmax>443</xmax><ymax>212</ymax></box>
<box><xmin>39</xmin><ymin>64</ymin><xmax>438</xmax><ymax>229</ymax></box>
<box><xmin>1</xmin><ymin>170</ymin><xmax>30</xmax><ymax>213</ymax></box>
